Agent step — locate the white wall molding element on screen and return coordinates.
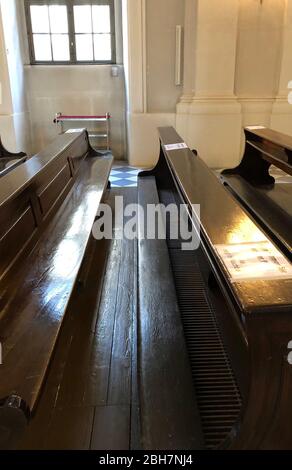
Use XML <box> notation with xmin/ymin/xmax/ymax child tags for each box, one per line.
<box><xmin>271</xmin><ymin>99</ymin><xmax>292</xmax><ymax>135</ymax></box>
<box><xmin>124</xmin><ymin>0</ymin><xmax>181</xmax><ymax>166</ymax></box>
<box><xmin>141</xmin><ymin>0</ymin><xmax>147</xmax><ymax>114</ymax></box>
<box><xmin>176</xmin><ymin>0</ymin><xmax>242</xmax><ymax>168</ymax></box>
<box><xmin>124</xmin><ymin>0</ymin><xmax>290</xmax><ymax>168</ymax></box>
<box><xmin>0</xmin><ymin>0</ymin><xmax>31</xmax><ymax>153</ymax></box>
<box><xmin>182</xmin><ymin>0</ymin><xmax>197</xmax><ymax>98</ymax></box>
<box><xmin>178</xmin><ymin>94</ymin><xmax>194</xmax><ymax>105</ymax></box>
<box><xmin>127</xmin><ymin>112</ymin><xmax>176</xmax><ymax>167</ymax></box>
<box><xmin>190</xmin><ymin>96</ymin><xmax>241</xmax><ymax>113</ymax></box>
<box><xmin>176</xmin><ymin>98</ymin><xmax>242</xmax><ymax>168</ymax></box>
<box><xmin>274</xmin><ymin>0</ymin><xmax>292</xmax><ymax>98</ymax></box>
<box><xmin>270</xmin><ymin>1</ymin><xmax>292</xmax><ymax>135</ymax></box>
<box><xmin>125</xmin><ymin>0</ymin><xmax>147</xmax><ymax>114</ymax></box>
<box><xmin>239</xmin><ymin>98</ymin><xmax>275</xmax><ymax>132</ymax></box>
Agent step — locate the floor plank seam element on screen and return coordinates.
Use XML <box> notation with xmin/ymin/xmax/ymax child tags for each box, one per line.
<box><xmin>105</xmin><ymin>239</ymin><xmax>124</xmax><ymax>405</ymax></box>
<box><xmin>92</xmin><ymin>244</ymin><xmax>111</xmax><ymax>335</ymax></box>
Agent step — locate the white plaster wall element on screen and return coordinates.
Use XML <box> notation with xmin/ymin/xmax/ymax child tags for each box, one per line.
<box><xmin>176</xmin><ymin>0</ymin><xmax>242</xmax><ymax>169</ymax></box>
<box><xmin>176</xmin><ymin>99</ymin><xmax>242</xmax><ymax>168</ymax></box>
<box><xmin>271</xmin><ymin>0</ymin><xmax>292</xmax><ymax>135</ymax></box>
<box><xmin>0</xmin><ymin>0</ymin><xmax>126</xmax><ymax>158</ymax></box>
<box><xmin>0</xmin><ymin>14</ymin><xmax>12</xmax><ymax>116</ymax></box>
<box><xmin>124</xmin><ymin>0</ymin><xmax>244</xmax><ymax>167</ymax></box>
<box><xmin>22</xmin><ymin>0</ymin><xmax>127</xmax><ymax>158</ymax></box>
<box><xmin>235</xmin><ymin>0</ymin><xmax>287</xmax><ymax>161</ymax></box>
<box><xmin>235</xmin><ymin>0</ymin><xmax>286</xmax><ymax>142</ymax></box>
<box><xmin>124</xmin><ymin>0</ymin><xmax>185</xmax><ymax>166</ymax></box>
<box><xmin>128</xmin><ymin>112</ymin><xmax>176</xmax><ymax>166</ymax></box>
<box><xmin>0</xmin><ymin>0</ymin><xmax>31</xmax><ymax>153</ymax></box>
<box><xmin>235</xmin><ymin>0</ymin><xmax>285</xmax><ymax>99</ymax></box>
<box><xmin>25</xmin><ymin>65</ymin><xmax>127</xmax><ymax>157</ymax></box>
<box><xmin>125</xmin><ymin>0</ymin><xmax>292</xmax><ymax>168</ymax></box>
<box><xmin>175</xmin><ymin>0</ymin><xmax>289</xmax><ymax>169</ymax></box>
<box><xmin>1</xmin><ymin>0</ymin><xmax>27</xmax><ymax>113</ymax></box>
<box><xmin>1</xmin><ymin>0</ymin><xmax>290</xmax><ymax>166</ymax></box>
<box><xmin>194</xmin><ymin>0</ymin><xmax>239</xmax><ymax>98</ymax></box>
<box><xmin>146</xmin><ymin>0</ymin><xmax>184</xmax><ymax>112</ymax></box>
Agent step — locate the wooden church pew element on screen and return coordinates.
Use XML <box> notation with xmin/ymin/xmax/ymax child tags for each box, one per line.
<box><xmin>221</xmin><ymin>126</ymin><xmax>292</xmax><ymax>260</ymax></box>
<box><xmin>0</xmin><ymin>129</ymin><xmax>113</xmax><ymax>448</ymax></box>
<box><xmin>137</xmin><ymin>127</ymin><xmax>292</xmax><ymax>450</ymax></box>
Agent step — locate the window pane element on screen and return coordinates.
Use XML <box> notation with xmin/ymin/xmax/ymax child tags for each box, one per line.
<box><xmin>49</xmin><ymin>5</ymin><xmax>68</xmax><ymax>34</ymax></box>
<box><xmin>74</xmin><ymin>5</ymin><xmax>92</xmax><ymax>33</ymax></box>
<box><xmin>92</xmin><ymin>5</ymin><xmax>111</xmax><ymax>33</ymax></box>
<box><xmin>75</xmin><ymin>34</ymin><xmax>93</xmax><ymax>61</ymax></box>
<box><xmin>52</xmin><ymin>34</ymin><xmax>70</xmax><ymax>61</ymax></box>
<box><xmin>33</xmin><ymin>34</ymin><xmax>52</xmax><ymax>61</ymax></box>
<box><xmin>94</xmin><ymin>34</ymin><xmax>111</xmax><ymax>61</ymax></box>
<box><xmin>30</xmin><ymin>5</ymin><xmax>50</xmax><ymax>33</ymax></box>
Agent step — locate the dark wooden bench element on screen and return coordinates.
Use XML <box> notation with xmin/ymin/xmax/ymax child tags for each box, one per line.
<box><xmin>0</xmin><ymin>137</ymin><xmax>27</xmax><ymax>177</ymax></box>
<box><xmin>137</xmin><ymin>175</ymin><xmax>204</xmax><ymax>450</ymax></box>
<box><xmin>0</xmin><ymin>129</ymin><xmax>113</xmax><ymax>446</ymax></box>
<box><xmin>138</xmin><ymin>127</ymin><xmax>292</xmax><ymax>450</ymax></box>
<box><xmin>222</xmin><ymin>126</ymin><xmax>292</xmax><ymax>185</ymax></box>
<box><xmin>221</xmin><ymin>127</ymin><xmax>292</xmax><ymax>260</ymax></box>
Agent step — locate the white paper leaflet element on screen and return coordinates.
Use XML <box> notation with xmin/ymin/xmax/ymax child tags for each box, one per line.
<box><xmin>164</xmin><ymin>143</ymin><xmax>188</xmax><ymax>151</ymax></box>
<box><xmin>215</xmin><ymin>241</ymin><xmax>292</xmax><ymax>282</ymax></box>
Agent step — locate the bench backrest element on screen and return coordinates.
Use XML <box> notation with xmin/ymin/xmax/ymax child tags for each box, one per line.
<box><xmin>0</xmin><ymin>130</ymin><xmax>90</xmax><ymax>282</ymax></box>
<box><xmin>156</xmin><ymin>126</ymin><xmax>292</xmax><ymax>448</ymax></box>
<box><xmin>157</xmin><ymin>126</ymin><xmax>292</xmax><ymax>315</ymax></box>
<box><xmin>244</xmin><ymin>127</ymin><xmax>292</xmax><ymax>176</ymax></box>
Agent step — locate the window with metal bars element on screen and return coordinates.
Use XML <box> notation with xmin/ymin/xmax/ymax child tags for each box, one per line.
<box><xmin>24</xmin><ymin>0</ymin><xmax>116</xmax><ymax>64</ymax></box>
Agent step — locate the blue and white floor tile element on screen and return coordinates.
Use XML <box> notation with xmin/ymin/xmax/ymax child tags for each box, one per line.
<box><xmin>110</xmin><ymin>166</ymin><xmax>141</xmax><ymax>187</ymax></box>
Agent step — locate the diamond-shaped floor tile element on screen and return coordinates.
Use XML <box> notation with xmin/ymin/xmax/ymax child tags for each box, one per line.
<box><xmin>109</xmin><ymin>176</ymin><xmax>121</xmax><ymax>182</ymax></box>
<box><xmin>127</xmin><ymin>176</ymin><xmax>138</xmax><ymax>182</ymax></box>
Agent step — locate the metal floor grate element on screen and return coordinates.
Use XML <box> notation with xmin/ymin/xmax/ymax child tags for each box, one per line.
<box><xmin>168</xmin><ymin>248</ymin><xmax>242</xmax><ymax>449</ymax></box>
<box><xmin>158</xmin><ymin>186</ymin><xmax>242</xmax><ymax>449</ymax></box>
<box><xmin>159</xmin><ymin>185</ymin><xmax>242</xmax><ymax>449</ymax></box>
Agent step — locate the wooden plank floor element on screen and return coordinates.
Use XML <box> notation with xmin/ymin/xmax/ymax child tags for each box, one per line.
<box><xmin>17</xmin><ymin>188</ymin><xmax>139</xmax><ymax>450</ymax></box>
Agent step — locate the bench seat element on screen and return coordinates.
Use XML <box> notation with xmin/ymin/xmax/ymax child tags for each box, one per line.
<box><xmin>0</xmin><ymin>130</ymin><xmax>112</xmax><ymax>445</ymax></box>
<box><xmin>140</xmin><ymin>126</ymin><xmax>292</xmax><ymax>449</ymax></box>
<box><xmin>137</xmin><ymin>175</ymin><xmax>203</xmax><ymax>450</ymax></box>
<box><xmin>220</xmin><ymin>173</ymin><xmax>292</xmax><ymax>259</ymax></box>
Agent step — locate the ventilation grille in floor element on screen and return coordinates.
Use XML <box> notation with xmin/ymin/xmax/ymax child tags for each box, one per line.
<box><xmin>159</xmin><ymin>190</ymin><xmax>242</xmax><ymax>449</ymax></box>
<box><xmin>158</xmin><ymin>187</ymin><xmax>242</xmax><ymax>449</ymax></box>
<box><xmin>168</xmin><ymin>248</ymin><xmax>242</xmax><ymax>449</ymax></box>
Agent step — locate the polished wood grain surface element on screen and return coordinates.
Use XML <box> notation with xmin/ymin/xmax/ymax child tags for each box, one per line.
<box><xmin>0</xmin><ymin>128</ymin><xmax>113</xmax><ymax>447</ymax></box>
<box><xmin>145</xmin><ymin>127</ymin><xmax>292</xmax><ymax>449</ymax></box>
<box><xmin>138</xmin><ymin>176</ymin><xmax>204</xmax><ymax>450</ymax></box>
<box><xmin>17</xmin><ymin>189</ymin><xmax>138</xmax><ymax>451</ymax></box>
<box><xmin>0</xmin><ymin>155</ymin><xmax>112</xmax><ymax>413</ymax></box>
<box><xmin>0</xmin><ymin>131</ymin><xmax>88</xmax><ymax>207</ymax></box>
<box><xmin>222</xmin><ymin>127</ymin><xmax>292</xmax><ymax>186</ymax></box>
<box><xmin>247</xmin><ymin>127</ymin><xmax>292</xmax><ymax>152</ymax></box>
<box><xmin>158</xmin><ymin>127</ymin><xmax>292</xmax><ymax>313</ymax></box>
<box><xmin>221</xmin><ymin>175</ymin><xmax>292</xmax><ymax>258</ymax></box>
<box><xmin>246</xmin><ymin>139</ymin><xmax>292</xmax><ymax>176</ymax></box>
<box><xmin>0</xmin><ymin>131</ymin><xmax>90</xmax><ymax>282</ymax></box>
<box><xmin>220</xmin><ymin>128</ymin><xmax>292</xmax><ymax>258</ymax></box>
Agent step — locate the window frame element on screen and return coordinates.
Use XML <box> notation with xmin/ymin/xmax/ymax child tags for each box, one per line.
<box><xmin>24</xmin><ymin>0</ymin><xmax>116</xmax><ymax>65</ymax></box>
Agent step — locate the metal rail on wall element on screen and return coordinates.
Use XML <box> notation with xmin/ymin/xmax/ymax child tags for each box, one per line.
<box><xmin>54</xmin><ymin>112</ymin><xmax>111</xmax><ymax>150</ymax></box>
